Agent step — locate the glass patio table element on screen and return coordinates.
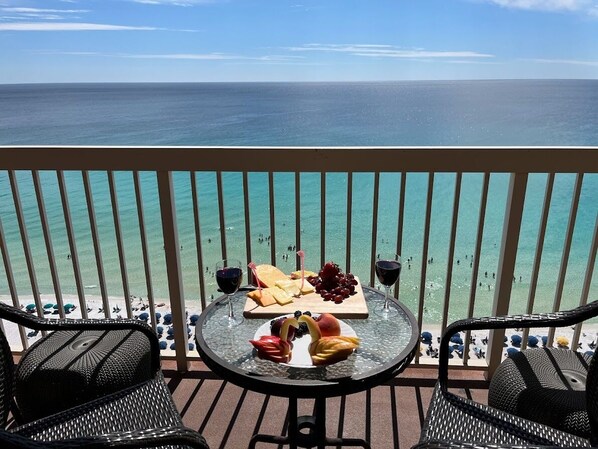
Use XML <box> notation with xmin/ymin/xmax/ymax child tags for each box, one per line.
<box><xmin>195</xmin><ymin>286</ymin><xmax>418</xmax><ymax>449</ymax></box>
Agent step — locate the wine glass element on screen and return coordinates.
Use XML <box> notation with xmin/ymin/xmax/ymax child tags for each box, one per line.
<box><xmin>215</xmin><ymin>258</ymin><xmax>244</xmax><ymax>327</ymax></box>
<box><xmin>374</xmin><ymin>255</ymin><xmax>401</xmax><ymax>318</ymax></box>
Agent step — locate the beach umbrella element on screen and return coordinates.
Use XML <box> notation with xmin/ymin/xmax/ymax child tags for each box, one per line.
<box><xmin>159</xmin><ymin>341</ymin><xmax>167</xmax><ymax>350</ymax></box>
<box><xmin>155</xmin><ymin>312</ymin><xmax>161</xmax><ymax>322</ymax></box>
<box><xmin>43</xmin><ymin>303</ymin><xmax>55</xmax><ymax>309</ymax></box>
<box><xmin>541</xmin><ymin>336</ymin><xmax>548</xmax><ymax>347</ymax></box>
<box><xmin>456</xmin><ymin>345</ymin><xmax>464</xmax><ymax>358</ymax></box>
<box><xmin>187</xmin><ymin>326</ymin><xmax>192</xmax><ymax>337</ymax></box>
<box><xmin>506</xmin><ymin>348</ymin><xmax>519</xmax><ymax>358</ymax></box>
<box><xmin>170</xmin><ymin>343</ymin><xmax>176</xmax><ymax>350</ymax></box>
<box><xmin>25</xmin><ymin>304</ymin><xmax>36</xmax><ymax>312</ymax></box>
<box><xmin>503</xmin><ymin>336</ymin><xmax>508</xmax><ymax>347</ymax></box>
<box><xmin>585</xmin><ymin>350</ymin><xmax>594</xmax><ymax>357</ymax></box>
<box><xmin>450</xmin><ymin>334</ymin><xmax>463</xmax><ymax>345</ymax></box>
<box><xmin>138</xmin><ymin>312</ymin><xmax>149</xmax><ymax>322</ymax></box>
<box><xmin>189</xmin><ymin>314</ymin><xmax>200</xmax><ymax>325</ymax></box>
<box><xmin>511</xmin><ymin>335</ymin><xmax>522</xmax><ymax>347</ymax></box>
<box><xmin>447</xmin><ymin>346</ymin><xmax>454</xmax><ymax>359</ymax></box>
<box><xmin>64</xmin><ymin>304</ymin><xmax>75</xmax><ymax>313</ymax></box>
<box><xmin>188</xmin><ymin>342</ymin><xmax>195</xmax><ymax>351</ymax></box>
<box><xmin>167</xmin><ymin>326</ymin><xmax>175</xmax><ymax>336</ymax></box>
<box><xmin>421</xmin><ymin>331</ymin><xmax>433</xmax><ymax>344</ymax></box>
<box><xmin>528</xmin><ymin>335</ymin><xmax>539</xmax><ymax>348</ymax></box>
<box><xmin>157</xmin><ymin>326</ymin><xmax>164</xmax><ymax>335</ymax></box>
<box><xmin>556</xmin><ymin>336</ymin><xmax>569</xmax><ymax>348</ymax></box>
<box><xmin>163</xmin><ymin>313</ymin><xmax>172</xmax><ymax>325</ymax></box>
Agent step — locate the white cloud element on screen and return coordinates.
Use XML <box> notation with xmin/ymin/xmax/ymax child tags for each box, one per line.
<box><xmin>130</xmin><ymin>0</ymin><xmax>218</xmax><ymax>5</ymax></box>
<box><xmin>288</xmin><ymin>44</ymin><xmax>493</xmax><ymax>59</ymax></box>
<box><xmin>484</xmin><ymin>0</ymin><xmax>596</xmax><ymax>13</ymax></box>
<box><xmin>0</xmin><ymin>22</ymin><xmax>158</xmax><ymax>31</ymax></box>
<box><xmin>37</xmin><ymin>50</ymin><xmax>303</xmax><ymax>62</ymax></box>
<box><xmin>0</xmin><ymin>6</ymin><xmax>89</xmax><ymax>20</ymax></box>
<box><xmin>526</xmin><ymin>57</ymin><xmax>598</xmax><ymax>66</ymax></box>
<box><xmin>1</xmin><ymin>8</ymin><xmax>89</xmax><ymax>13</ymax></box>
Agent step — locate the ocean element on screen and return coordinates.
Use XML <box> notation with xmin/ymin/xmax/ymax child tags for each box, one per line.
<box><xmin>0</xmin><ymin>80</ymin><xmax>596</xmax><ymax>324</ymax></box>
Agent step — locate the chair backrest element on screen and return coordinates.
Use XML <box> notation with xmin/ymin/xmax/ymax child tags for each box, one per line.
<box><xmin>586</xmin><ymin>351</ymin><xmax>598</xmax><ymax>445</ymax></box>
<box><xmin>0</xmin><ymin>326</ymin><xmax>14</xmax><ymax>429</ymax></box>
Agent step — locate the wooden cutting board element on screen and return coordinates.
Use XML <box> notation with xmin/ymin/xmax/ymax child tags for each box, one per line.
<box><xmin>242</xmin><ymin>278</ymin><xmax>369</xmax><ymax>319</ymax></box>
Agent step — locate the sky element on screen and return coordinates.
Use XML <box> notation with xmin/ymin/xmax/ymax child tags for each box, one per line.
<box><xmin>0</xmin><ymin>0</ymin><xmax>597</xmax><ymax>83</ymax></box>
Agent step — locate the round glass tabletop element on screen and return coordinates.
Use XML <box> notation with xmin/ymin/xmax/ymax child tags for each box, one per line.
<box><xmin>195</xmin><ymin>286</ymin><xmax>418</xmax><ymax>398</ymax></box>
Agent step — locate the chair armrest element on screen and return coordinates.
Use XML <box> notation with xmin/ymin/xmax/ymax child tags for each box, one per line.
<box><xmin>412</xmin><ymin>441</ymin><xmax>562</xmax><ymax>449</ymax></box>
<box><xmin>0</xmin><ymin>302</ymin><xmax>161</xmax><ymax>372</ymax></box>
<box><xmin>438</xmin><ymin>300</ymin><xmax>598</xmax><ymax>388</ymax></box>
<box><xmin>5</xmin><ymin>426</ymin><xmax>209</xmax><ymax>449</ymax></box>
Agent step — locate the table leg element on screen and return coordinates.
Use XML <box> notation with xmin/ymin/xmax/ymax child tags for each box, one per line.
<box><xmin>248</xmin><ymin>396</ymin><xmax>371</xmax><ymax>449</ymax></box>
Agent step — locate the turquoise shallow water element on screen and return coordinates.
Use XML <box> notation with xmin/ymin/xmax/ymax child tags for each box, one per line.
<box><xmin>0</xmin><ymin>81</ymin><xmax>596</xmax><ymax>324</ymax></box>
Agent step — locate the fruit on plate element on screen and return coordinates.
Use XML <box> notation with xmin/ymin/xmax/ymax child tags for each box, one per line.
<box><xmin>250</xmin><ymin>317</ymin><xmax>299</xmax><ymax>363</ymax></box>
<box><xmin>297</xmin><ymin>314</ymin><xmax>359</xmax><ymax>366</ymax></box>
<box><xmin>255</xmin><ymin>264</ymin><xmax>288</xmax><ymax>288</ymax></box>
<box><xmin>247</xmin><ymin>288</ymin><xmax>277</xmax><ymax>307</ymax></box>
<box><xmin>307</xmin><ymin>262</ymin><xmax>358</xmax><ymax>304</ymax></box>
<box><xmin>314</xmin><ymin>313</ymin><xmax>341</xmax><ymax>337</ymax></box>
<box><xmin>270</xmin><ymin>316</ymin><xmax>296</xmax><ymax>341</ymax></box>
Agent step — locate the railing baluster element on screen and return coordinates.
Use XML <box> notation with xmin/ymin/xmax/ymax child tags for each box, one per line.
<box><xmin>191</xmin><ymin>172</ymin><xmax>207</xmax><ymax>308</ymax></box>
<box><xmin>345</xmin><ymin>172</ymin><xmax>353</xmax><ymax>274</ymax></box>
<box><xmin>0</xmin><ymin>217</ymin><xmax>28</xmax><ymax>349</ymax></box>
<box><xmin>32</xmin><ymin>170</ymin><xmax>65</xmax><ymax>319</ymax></box>
<box><xmin>157</xmin><ymin>170</ymin><xmax>188</xmax><ymax>371</ymax></box>
<box><xmin>521</xmin><ymin>173</ymin><xmax>554</xmax><ymax>350</ymax></box>
<box><xmin>321</xmin><ymin>172</ymin><xmax>326</xmax><ymax>268</ymax></box>
<box><xmin>295</xmin><ymin>172</ymin><xmax>301</xmax><ymax>271</ymax></box>
<box><xmin>9</xmin><ymin>171</ymin><xmax>45</xmax><ymax>325</ymax></box>
<box><xmin>463</xmin><ymin>173</ymin><xmax>490</xmax><ymax>366</ymax></box>
<box><xmin>216</xmin><ymin>171</ymin><xmax>227</xmax><ymax>260</ymax></box>
<box><xmin>415</xmin><ymin>173</ymin><xmax>434</xmax><ymax>363</ymax></box>
<box><xmin>57</xmin><ymin>170</ymin><xmax>88</xmax><ymax>319</ymax></box>
<box><xmin>82</xmin><ymin>171</ymin><xmax>110</xmax><ymax>319</ymax></box>
<box><xmin>243</xmin><ymin>171</ymin><xmax>253</xmax><ymax>279</ymax></box>
<box><xmin>487</xmin><ymin>172</ymin><xmax>528</xmax><ymax>379</ymax></box>
<box><xmin>548</xmin><ymin>173</ymin><xmax>584</xmax><ymax>346</ymax></box>
<box><xmin>394</xmin><ymin>172</ymin><xmax>406</xmax><ymax>299</ymax></box>
<box><xmin>369</xmin><ymin>172</ymin><xmax>380</xmax><ymax>287</ymax></box>
<box><xmin>268</xmin><ymin>172</ymin><xmax>276</xmax><ymax>265</ymax></box>
<box><xmin>134</xmin><ymin>171</ymin><xmax>157</xmax><ymax>330</ymax></box>
<box><xmin>440</xmin><ymin>173</ymin><xmax>462</xmax><ymax>333</ymax></box>
<box><xmin>572</xmin><ymin>214</ymin><xmax>598</xmax><ymax>350</ymax></box>
<box><xmin>108</xmin><ymin>171</ymin><xmax>131</xmax><ymax>318</ymax></box>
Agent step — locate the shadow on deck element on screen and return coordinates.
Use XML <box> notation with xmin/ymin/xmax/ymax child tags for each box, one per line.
<box><xmin>162</xmin><ymin>360</ymin><xmax>489</xmax><ymax>449</ymax></box>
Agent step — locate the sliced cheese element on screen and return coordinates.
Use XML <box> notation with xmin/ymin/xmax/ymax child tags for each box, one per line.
<box><xmin>271</xmin><ymin>287</ymin><xmax>293</xmax><ymax>305</ymax></box>
<box><xmin>247</xmin><ymin>288</ymin><xmax>277</xmax><ymax>307</ymax></box>
<box><xmin>275</xmin><ymin>279</ymin><xmax>301</xmax><ymax>297</ymax></box>
<box><xmin>292</xmin><ymin>278</ymin><xmax>315</xmax><ymax>294</ymax></box>
<box><xmin>255</xmin><ymin>264</ymin><xmax>288</xmax><ymax>288</ymax></box>
<box><xmin>290</xmin><ymin>270</ymin><xmax>318</xmax><ymax>280</ymax></box>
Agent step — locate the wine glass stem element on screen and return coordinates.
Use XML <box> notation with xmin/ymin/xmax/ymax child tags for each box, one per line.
<box><xmin>227</xmin><ymin>294</ymin><xmax>234</xmax><ymax>319</ymax></box>
<box><xmin>383</xmin><ymin>286</ymin><xmax>391</xmax><ymax>311</ymax></box>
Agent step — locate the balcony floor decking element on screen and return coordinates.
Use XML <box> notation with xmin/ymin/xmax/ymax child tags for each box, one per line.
<box><xmin>162</xmin><ymin>360</ymin><xmax>489</xmax><ymax>449</ymax></box>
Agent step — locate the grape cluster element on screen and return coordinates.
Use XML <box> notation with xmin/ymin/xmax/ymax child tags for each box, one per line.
<box><xmin>307</xmin><ymin>262</ymin><xmax>358</xmax><ymax>304</ymax></box>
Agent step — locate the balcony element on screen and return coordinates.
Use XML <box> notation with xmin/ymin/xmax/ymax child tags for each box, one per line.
<box><xmin>0</xmin><ymin>146</ymin><xmax>597</xmax><ymax>446</ymax></box>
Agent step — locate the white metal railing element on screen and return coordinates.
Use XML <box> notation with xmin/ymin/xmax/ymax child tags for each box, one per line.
<box><xmin>0</xmin><ymin>146</ymin><xmax>596</xmax><ymax>376</ymax></box>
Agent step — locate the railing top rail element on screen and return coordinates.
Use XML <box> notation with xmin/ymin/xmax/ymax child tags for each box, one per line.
<box><xmin>1</xmin><ymin>146</ymin><xmax>597</xmax><ymax>173</ymax></box>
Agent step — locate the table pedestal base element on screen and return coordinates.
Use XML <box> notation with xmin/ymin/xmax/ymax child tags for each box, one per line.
<box><xmin>249</xmin><ymin>397</ymin><xmax>371</xmax><ymax>449</ymax></box>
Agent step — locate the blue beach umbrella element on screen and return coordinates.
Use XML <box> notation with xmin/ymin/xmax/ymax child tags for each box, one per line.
<box><xmin>167</xmin><ymin>326</ymin><xmax>175</xmax><ymax>336</ymax></box>
<box><xmin>511</xmin><ymin>335</ymin><xmax>522</xmax><ymax>347</ymax></box>
<box><xmin>155</xmin><ymin>312</ymin><xmax>161</xmax><ymax>322</ymax></box>
<box><xmin>163</xmin><ymin>313</ymin><xmax>172</xmax><ymax>325</ymax></box>
<box><xmin>541</xmin><ymin>336</ymin><xmax>548</xmax><ymax>347</ymax></box>
<box><xmin>159</xmin><ymin>341</ymin><xmax>167</xmax><ymax>350</ymax></box>
<box><xmin>528</xmin><ymin>336</ymin><xmax>539</xmax><ymax>348</ymax></box>
<box><xmin>138</xmin><ymin>312</ymin><xmax>149</xmax><ymax>322</ymax></box>
<box><xmin>585</xmin><ymin>350</ymin><xmax>594</xmax><ymax>357</ymax></box>
<box><xmin>189</xmin><ymin>314</ymin><xmax>200</xmax><ymax>325</ymax></box>
<box><xmin>450</xmin><ymin>335</ymin><xmax>463</xmax><ymax>345</ymax></box>
<box><xmin>43</xmin><ymin>303</ymin><xmax>55</xmax><ymax>309</ymax></box>
<box><xmin>506</xmin><ymin>348</ymin><xmax>519</xmax><ymax>358</ymax></box>
<box><xmin>157</xmin><ymin>326</ymin><xmax>164</xmax><ymax>335</ymax></box>
<box><xmin>503</xmin><ymin>336</ymin><xmax>508</xmax><ymax>347</ymax></box>
<box><xmin>188</xmin><ymin>342</ymin><xmax>195</xmax><ymax>351</ymax></box>
<box><xmin>26</xmin><ymin>304</ymin><xmax>36</xmax><ymax>312</ymax></box>
<box><xmin>421</xmin><ymin>331</ymin><xmax>433</xmax><ymax>344</ymax></box>
<box><xmin>170</xmin><ymin>343</ymin><xmax>176</xmax><ymax>350</ymax></box>
<box><xmin>64</xmin><ymin>304</ymin><xmax>75</xmax><ymax>313</ymax></box>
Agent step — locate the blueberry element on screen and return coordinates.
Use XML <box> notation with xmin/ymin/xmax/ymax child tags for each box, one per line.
<box><xmin>299</xmin><ymin>322</ymin><xmax>308</xmax><ymax>333</ymax></box>
<box><xmin>294</xmin><ymin>310</ymin><xmax>302</xmax><ymax>318</ymax></box>
<box><xmin>303</xmin><ymin>311</ymin><xmax>312</xmax><ymax>317</ymax></box>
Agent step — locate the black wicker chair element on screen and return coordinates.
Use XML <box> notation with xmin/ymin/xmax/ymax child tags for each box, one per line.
<box><xmin>0</xmin><ymin>302</ymin><xmax>209</xmax><ymax>448</ymax></box>
<box><xmin>416</xmin><ymin>300</ymin><xmax>598</xmax><ymax>449</ymax></box>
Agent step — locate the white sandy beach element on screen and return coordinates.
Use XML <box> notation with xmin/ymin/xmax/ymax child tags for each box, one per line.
<box><xmin>1</xmin><ymin>294</ymin><xmax>596</xmax><ymax>365</ymax></box>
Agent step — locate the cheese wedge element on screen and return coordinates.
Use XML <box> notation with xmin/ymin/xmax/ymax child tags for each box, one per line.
<box><xmin>292</xmin><ymin>278</ymin><xmax>315</xmax><ymax>294</ymax></box>
<box><xmin>290</xmin><ymin>270</ymin><xmax>318</xmax><ymax>280</ymax></box>
<box><xmin>255</xmin><ymin>264</ymin><xmax>288</xmax><ymax>288</ymax></box>
<box><xmin>275</xmin><ymin>279</ymin><xmax>301</xmax><ymax>297</ymax></box>
<box><xmin>247</xmin><ymin>288</ymin><xmax>277</xmax><ymax>307</ymax></box>
<box><xmin>271</xmin><ymin>288</ymin><xmax>293</xmax><ymax>305</ymax></box>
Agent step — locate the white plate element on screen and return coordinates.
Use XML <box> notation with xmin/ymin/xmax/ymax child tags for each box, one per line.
<box><xmin>252</xmin><ymin>314</ymin><xmax>357</xmax><ymax>368</ymax></box>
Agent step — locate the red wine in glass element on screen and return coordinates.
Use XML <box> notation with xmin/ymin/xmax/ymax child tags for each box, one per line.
<box><xmin>374</xmin><ymin>257</ymin><xmax>401</xmax><ymax>318</ymax></box>
<box><xmin>215</xmin><ymin>259</ymin><xmax>244</xmax><ymax>327</ymax></box>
